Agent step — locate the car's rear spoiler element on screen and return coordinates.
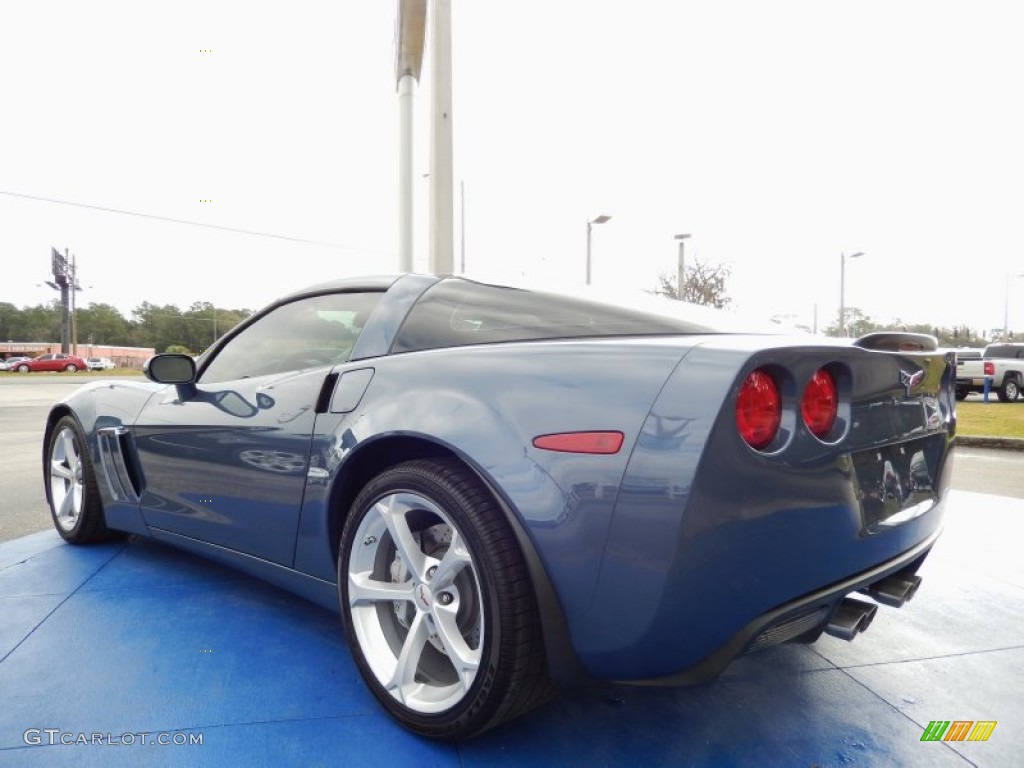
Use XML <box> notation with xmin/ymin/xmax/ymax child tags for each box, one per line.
<box><xmin>852</xmin><ymin>332</ymin><xmax>938</xmax><ymax>353</ymax></box>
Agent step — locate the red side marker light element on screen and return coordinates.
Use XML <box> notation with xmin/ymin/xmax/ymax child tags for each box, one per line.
<box><xmin>532</xmin><ymin>431</ymin><xmax>624</xmax><ymax>454</ymax></box>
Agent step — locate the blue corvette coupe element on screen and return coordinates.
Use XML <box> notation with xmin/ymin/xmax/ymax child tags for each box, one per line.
<box><xmin>43</xmin><ymin>274</ymin><xmax>955</xmax><ymax>739</ymax></box>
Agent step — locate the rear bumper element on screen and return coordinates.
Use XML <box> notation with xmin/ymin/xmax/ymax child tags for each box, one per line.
<box><xmin>614</xmin><ymin>526</ymin><xmax>940</xmax><ymax>686</ymax></box>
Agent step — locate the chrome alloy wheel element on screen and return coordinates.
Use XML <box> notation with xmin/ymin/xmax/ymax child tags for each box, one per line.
<box><xmin>49</xmin><ymin>426</ymin><xmax>85</xmax><ymax>532</ymax></box>
<box><xmin>347</xmin><ymin>491</ymin><xmax>484</xmax><ymax>714</ymax></box>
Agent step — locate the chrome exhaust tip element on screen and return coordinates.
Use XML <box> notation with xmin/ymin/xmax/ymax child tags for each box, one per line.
<box><xmin>861</xmin><ymin>574</ymin><xmax>923</xmax><ymax>608</ymax></box>
<box><xmin>825</xmin><ymin>597</ymin><xmax>878</xmax><ymax>641</ymax></box>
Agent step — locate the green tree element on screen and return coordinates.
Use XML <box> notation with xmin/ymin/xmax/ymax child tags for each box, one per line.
<box><xmin>76</xmin><ymin>303</ymin><xmax>131</xmax><ymax>346</ymax></box>
<box><xmin>0</xmin><ymin>302</ymin><xmax>21</xmax><ymax>340</ymax></box>
<box><xmin>10</xmin><ymin>302</ymin><xmax>63</xmax><ymax>341</ymax></box>
<box><xmin>131</xmin><ymin>303</ymin><xmax>192</xmax><ymax>352</ymax></box>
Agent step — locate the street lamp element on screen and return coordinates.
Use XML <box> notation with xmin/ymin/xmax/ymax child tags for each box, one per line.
<box><xmin>1003</xmin><ymin>272</ymin><xmax>1024</xmax><ymax>340</ymax></box>
<box><xmin>585</xmin><ymin>214</ymin><xmax>611</xmax><ymax>285</ymax></box>
<box><xmin>839</xmin><ymin>251</ymin><xmax>864</xmax><ymax>336</ymax></box>
<box><xmin>674</xmin><ymin>233</ymin><xmax>691</xmax><ymax>299</ymax></box>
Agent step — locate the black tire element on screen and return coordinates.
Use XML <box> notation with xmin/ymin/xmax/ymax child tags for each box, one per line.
<box><xmin>46</xmin><ymin>415</ymin><xmax>117</xmax><ymax>543</ymax></box>
<box><xmin>998</xmin><ymin>376</ymin><xmax>1020</xmax><ymax>403</ymax></box>
<box><xmin>16</xmin><ymin>364</ymin><xmax>29</xmax><ymax>373</ymax></box>
<box><xmin>338</xmin><ymin>458</ymin><xmax>554</xmax><ymax>740</ymax></box>
<box><xmin>955</xmin><ymin>390</ymin><xmax>969</xmax><ymax>401</ymax></box>
<box><xmin>64</xmin><ymin>364</ymin><xmax>78</xmax><ymax>372</ymax></box>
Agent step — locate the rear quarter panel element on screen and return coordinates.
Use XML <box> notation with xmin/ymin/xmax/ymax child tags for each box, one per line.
<box><xmin>295</xmin><ymin>338</ymin><xmax>699</xmax><ymax>620</ymax></box>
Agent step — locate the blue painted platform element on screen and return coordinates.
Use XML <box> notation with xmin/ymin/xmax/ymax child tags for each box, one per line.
<box><xmin>0</xmin><ymin>489</ymin><xmax>1020</xmax><ymax>767</ymax></box>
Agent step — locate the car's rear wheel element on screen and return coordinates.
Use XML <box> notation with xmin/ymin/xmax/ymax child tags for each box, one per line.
<box><xmin>47</xmin><ymin>415</ymin><xmax>117</xmax><ymax>543</ymax></box>
<box><xmin>64</xmin><ymin>364</ymin><xmax>78</xmax><ymax>372</ymax></box>
<box><xmin>339</xmin><ymin>458</ymin><xmax>553</xmax><ymax>739</ymax></box>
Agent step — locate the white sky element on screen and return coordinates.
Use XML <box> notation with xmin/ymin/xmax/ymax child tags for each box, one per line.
<box><xmin>2</xmin><ymin>1</ymin><xmax>1023</xmax><ymax>336</ymax></box>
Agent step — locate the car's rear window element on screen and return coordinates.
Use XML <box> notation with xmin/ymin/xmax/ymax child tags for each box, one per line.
<box><xmin>391</xmin><ymin>280</ymin><xmax>723</xmax><ymax>354</ymax></box>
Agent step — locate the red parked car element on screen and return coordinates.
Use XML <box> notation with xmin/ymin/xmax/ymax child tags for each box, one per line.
<box><xmin>11</xmin><ymin>353</ymin><xmax>88</xmax><ymax>373</ymax></box>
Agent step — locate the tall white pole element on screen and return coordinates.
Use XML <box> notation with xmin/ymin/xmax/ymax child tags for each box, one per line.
<box><xmin>677</xmin><ymin>242</ymin><xmax>684</xmax><ymax>297</ymax></box>
<box><xmin>428</xmin><ymin>0</ymin><xmax>454</xmax><ymax>274</ymax></box>
<box><xmin>586</xmin><ymin>221</ymin><xmax>593</xmax><ymax>285</ymax></box>
<box><xmin>1005</xmin><ymin>273</ymin><xmax>1024</xmax><ymax>339</ymax></box>
<box><xmin>398</xmin><ymin>74</ymin><xmax>415</xmax><ymax>272</ymax></box>
<box><xmin>460</xmin><ymin>179</ymin><xmax>466</xmax><ymax>273</ymax></box>
<box><xmin>586</xmin><ymin>215</ymin><xmax>611</xmax><ymax>284</ymax></box>
<box><xmin>839</xmin><ymin>252</ymin><xmax>846</xmax><ymax>336</ymax></box>
<box><xmin>839</xmin><ymin>251</ymin><xmax>864</xmax><ymax>336</ymax></box>
<box><xmin>395</xmin><ymin>0</ymin><xmax>426</xmax><ymax>273</ymax></box>
<box><xmin>674</xmin><ymin>233</ymin><xmax>690</xmax><ymax>300</ymax></box>
<box><xmin>1005</xmin><ymin>273</ymin><xmax>1011</xmax><ymax>340</ymax></box>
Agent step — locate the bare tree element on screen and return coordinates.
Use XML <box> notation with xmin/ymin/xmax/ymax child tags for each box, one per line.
<box><xmin>655</xmin><ymin>260</ymin><xmax>732</xmax><ymax>308</ymax></box>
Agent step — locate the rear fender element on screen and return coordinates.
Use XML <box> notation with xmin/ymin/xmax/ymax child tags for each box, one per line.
<box><xmin>296</xmin><ymin>342</ymin><xmax>692</xmax><ymax>620</ymax></box>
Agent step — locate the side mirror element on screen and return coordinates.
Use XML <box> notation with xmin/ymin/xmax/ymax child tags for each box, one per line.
<box><xmin>144</xmin><ymin>354</ymin><xmax>199</xmax><ymax>400</ymax></box>
<box><xmin>144</xmin><ymin>354</ymin><xmax>197</xmax><ymax>384</ymax></box>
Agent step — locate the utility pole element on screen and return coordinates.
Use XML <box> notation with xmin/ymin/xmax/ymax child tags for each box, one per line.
<box><xmin>428</xmin><ymin>0</ymin><xmax>454</xmax><ymax>274</ymax></box>
<box><xmin>674</xmin><ymin>234</ymin><xmax>691</xmax><ymax>300</ymax></box>
<box><xmin>586</xmin><ymin>215</ymin><xmax>611</xmax><ymax>285</ymax></box>
<box><xmin>838</xmin><ymin>251</ymin><xmax>864</xmax><ymax>336</ymax></box>
<box><xmin>395</xmin><ymin>0</ymin><xmax>426</xmax><ymax>273</ymax></box>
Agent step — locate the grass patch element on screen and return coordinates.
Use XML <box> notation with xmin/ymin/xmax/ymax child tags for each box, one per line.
<box><xmin>74</xmin><ymin>368</ymin><xmax>146</xmax><ymax>377</ymax></box>
<box><xmin>957</xmin><ymin>400</ymin><xmax>1024</xmax><ymax>438</ymax></box>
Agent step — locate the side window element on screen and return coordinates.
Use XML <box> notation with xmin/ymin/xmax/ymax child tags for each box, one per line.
<box><xmin>200</xmin><ymin>292</ymin><xmax>382</xmax><ymax>384</ymax></box>
<box><xmin>392</xmin><ymin>280</ymin><xmax>694</xmax><ymax>354</ymax></box>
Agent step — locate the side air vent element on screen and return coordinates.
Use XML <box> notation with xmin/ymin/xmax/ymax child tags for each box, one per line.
<box><xmin>97</xmin><ymin>427</ymin><xmax>143</xmax><ymax>502</ymax></box>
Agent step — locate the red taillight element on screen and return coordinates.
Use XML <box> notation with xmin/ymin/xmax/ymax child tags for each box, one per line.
<box><xmin>736</xmin><ymin>369</ymin><xmax>781</xmax><ymax>449</ymax></box>
<box><xmin>532</xmin><ymin>431</ymin><xmax>624</xmax><ymax>454</ymax></box>
<box><xmin>801</xmin><ymin>368</ymin><xmax>838</xmax><ymax>439</ymax></box>
<box><xmin>984</xmin><ymin>361</ymin><xmax>995</xmax><ymax>376</ymax></box>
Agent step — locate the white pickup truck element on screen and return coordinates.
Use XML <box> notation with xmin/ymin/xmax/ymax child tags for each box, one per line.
<box><xmin>955</xmin><ymin>343</ymin><xmax>1024</xmax><ymax>401</ymax></box>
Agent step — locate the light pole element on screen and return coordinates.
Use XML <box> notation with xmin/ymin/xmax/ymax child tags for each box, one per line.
<box><xmin>674</xmin><ymin>233</ymin><xmax>691</xmax><ymax>299</ymax></box>
<box><xmin>1003</xmin><ymin>272</ymin><xmax>1024</xmax><ymax>340</ymax></box>
<box><xmin>585</xmin><ymin>214</ymin><xmax>611</xmax><ymax>285</ymax></box>
<box><xmin>839</xmin><ymin>251</ymin><xmax>864</xmax><ymax>336</ymax></box>
<box><xmin>395</xmin><ymin>0</ymin><xmax>426</xmax><ymax>273</ymax></box>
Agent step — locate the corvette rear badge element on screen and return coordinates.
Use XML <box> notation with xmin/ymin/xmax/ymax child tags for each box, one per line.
<box><xmin>900</xmin><ymin>369</ymin><xmax>925</xmax><ymax>396</ymax></box>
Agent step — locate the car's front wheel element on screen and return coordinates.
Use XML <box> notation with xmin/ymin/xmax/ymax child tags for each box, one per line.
<box><xmin>46</xmin><ymin>415</ymin><xmax>117</xmax><ymax>543</ymax></box>
<box><xmin>16</xmin><ymin>364</ymin><xmax>29</xmax><ymax>373</ymax></box>
<box><xmin>64</xmin><ymin>364</ymin><xmax>78</xmax><ymax>372</ymax></box>
<box><xmin>339</xmin><ymin>458</ymin><xmax>553</xmax><ymax>740</ymax></box>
